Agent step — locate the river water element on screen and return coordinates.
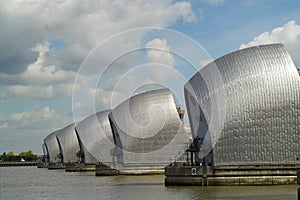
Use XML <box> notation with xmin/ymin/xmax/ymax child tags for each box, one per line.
<box><xmin>0</xmin><ymin>166</ymin><xmax>297</xmax><ymax>200</ymax></box>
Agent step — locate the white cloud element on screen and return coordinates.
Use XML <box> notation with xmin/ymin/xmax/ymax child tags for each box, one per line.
<box><xmin>4</xmin><ymin>83</ymin><xmax>74</xmax><ymax>100</ymax></box>
<box><xmin>106</xmin><ymin>38</ymin><xmax>178</xmax><ymax>96</ymax></box>
<box><xmin>199</xmin><ymin>58</ymin><xmax>214</xmax><ymax>68</ymax></box>
<box><xmin>6</xmin><ymin>85</ymin><xmax>55</xmax><ymax>99</ymax></box>
<box><xmin>142</xmin><ymin>38</ymin><xmax>180</xmax><ymax>83</ymax></box>
<box><xmin>0</xmin><ymin>0</ymin><xmax>197</xmax><ymax>153</ymax></box>
<box><xmin>0</xmin><ymin>0</ymin><xmax>196</xmax><ymax>73</ymax></box>
<box><xmin>72</xmin><ymin>38</ymin><xmax>185</xmax><ymax>120</ymax></box>
<box><xmin>0</xmin><ymin>42</ymin><xmax>76</xmax><ymax>99</ymax></box>
<box><xmin>21</xmin><ymin>43</ymin><xmax>75</xmax><ymax>84</ymax></box>
<box><xmin>146</xmin><ymin>38</ymin><xmax>175</xmax><ymax>67</ymax></box>
<box><xmin>9</xmin><ymin>107</ymin><xmax>63</xmax><ymax>125</ymax></box>
<box><xmin>240</xmin><ymin>20</ymin><xmax>300</xmax><ymax>68</ymax></box>
<box><xmin>0</xmin><ymin>42</ymin><xmax>76</xmax><ymax>85</ymax></box>
<box><xmin>172</xmin><ymin>2</ymin><xmax>196</xmax><ymax>22</ymax></box>
<box><xmin>5</xmin><ymin>107</ymin><xmax>72</xmax><ymax>130</ymax></box>
<box><xmin>205</xmin><ymin>0</ymin><xmax>224</xmax><ymax>6</ymax></box>
<box><xmin>0</xmin><ymin>1</ymin><xmax>196</xmax><ymax>100</ymax></box>
<box><xmin>0</xmin><ymin>107</ymin><xmax>73</xmax><ymax>153</ymax></box>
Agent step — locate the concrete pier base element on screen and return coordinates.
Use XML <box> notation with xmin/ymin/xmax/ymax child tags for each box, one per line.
<box><xmin>47</xmin><ymin>163</ymin><xmax>65</xmax><ymax>170</ymax></box>
<box><xmin>37</xmin><ymin>162</ymin><xmax>48</xmax><ymax>168</ymax></box>
<box><xmin>95</xmin><ymin>163</ymin><xmax>118</xmax><ymax>176</ymax></box>
<box><xmin>95</xmin><ymin>163</ymin><xmax>165</xmax><ymax>176</ymax></box>
<box><xmin>165</xmin><ymin>164</ymin><xmax>300</xmax><ymax>186</ymax></box>
<box><xmin>118</xmin><ymin>168</ymin><xmax>164</xmax><ymax>175</ymax></box>
<box><xmin>65</xmin><ymin>163</ymin><xmax>96</xmax><ymax>172</ymax></box>
<box><xmin>165</xmin><ymin>176</ymin><xmax>296</xmax><ymax>186</ymax></box>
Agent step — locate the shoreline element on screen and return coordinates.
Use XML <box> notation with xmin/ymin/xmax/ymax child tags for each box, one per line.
<box><xmin>0</xmin><ymin>162</ymin><xmax>37</xmax><ymax>167</ymax></box>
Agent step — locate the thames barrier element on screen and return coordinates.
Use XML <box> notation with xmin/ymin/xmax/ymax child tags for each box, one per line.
<box><xmin>40</xmin><ymin>43</ymin><xmax>299</xmax><ymax>186</ymax></box>
<box><xmin>166</xmin><ymin>43</ymin><xmax>300</xmax><ymax>185</ymax></box>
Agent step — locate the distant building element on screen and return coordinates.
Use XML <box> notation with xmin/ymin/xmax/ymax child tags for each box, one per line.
<box><xmin>184</xmin><ymin>43</ymin><xmax>300</xmax><ymax>166</ymax></box>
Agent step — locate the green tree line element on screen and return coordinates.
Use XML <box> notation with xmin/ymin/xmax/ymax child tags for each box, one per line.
<box><xmin>0</xmin><ymin>150</ymin><xmax>38</xmax><ymax>162</ymax></box>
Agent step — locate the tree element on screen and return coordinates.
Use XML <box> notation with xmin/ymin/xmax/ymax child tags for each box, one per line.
<box><xmin>7</xmin><ymin>151</ymin><xmax>14</xmax><ymax>157</ymax></box>
<box><xmin>19</xmin><ymin>150</ymin><xmax>37</xmax><ymax>161</ymax></box>
<box><xmin>0</xmin><ymin>152</ymin><xmax>6</xmax><ymax>161</ymax></box>
<box><xmin>26</xmin><ymin>150</ymin><xmax>32</xmax><ymax>155</ymax></box>
<box><xmin>6</xmin><ymin>151</ymin><xmax>19</xmax><ymax>162</ymax></box>
<box><xmin>0</xmin><ymin>150</ymin><xmax>38</xmax><ymax>162</ymax></box>
<box><xmin>19</xmin><ymin>151</ymin><xmax>26</xmax><ymax>158</ymax></box>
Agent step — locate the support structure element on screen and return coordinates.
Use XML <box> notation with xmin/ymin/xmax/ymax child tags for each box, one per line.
<box><xmin>297</xmin><ymin>170</ymin><xmax>300</xmax><ymax>200</ymax></box>
<box><xmin>165</xmin><ymin>165</ymin><xmax>300</xmax><ymax>186</ymax></box>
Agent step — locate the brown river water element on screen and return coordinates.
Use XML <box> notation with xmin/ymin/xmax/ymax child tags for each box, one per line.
<box><xmin>0</xmin><ymin>166</ymin><xmax>297</xmax><ymax>200</ymax></box>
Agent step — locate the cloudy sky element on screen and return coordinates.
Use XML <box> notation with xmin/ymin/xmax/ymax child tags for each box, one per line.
<box><xmin>0</xmin><ymin>0</ymin><xmax>299</xmax><ymax>154</ymax></box>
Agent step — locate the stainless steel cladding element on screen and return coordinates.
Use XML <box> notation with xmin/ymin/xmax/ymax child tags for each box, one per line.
<box><xmin>75</xmin><ymin>110</ymin><xmax>115</xmax><ymax>165</ymax></box>
<box><xmin>43</xmin><ymin>129</ymin><xmax>61</xmax><ymax>163</ymax></box>
<box><xmin>56</xmin><ymin>123</ymin><xmax>81</xmax><ymax>163</ymax></box>
<box><xmin>109</xmin><ymin>89</ymin><xmax>189</xmax><ymax>168</ymax></box>
<box><xmin>42</xmin><ymin>143</ymin><xmax>48</xmax><ymax>162</ymax></box>
<box><xmin>185</xmin><ymin>43</ymin><xmax>300</xmax><ymax>166</ymax></box>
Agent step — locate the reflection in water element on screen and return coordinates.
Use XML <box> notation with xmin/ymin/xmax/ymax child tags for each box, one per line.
<box><xmin>0</xmin><ymin>167</ymin><xmax>297</xmax><ymax>200</ymax></box>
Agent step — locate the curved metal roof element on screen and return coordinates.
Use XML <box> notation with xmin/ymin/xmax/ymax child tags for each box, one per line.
<box><xmin>41</xmin><ymin>143</ymin><xmax>48</xmax><ymax>162</ymax></box>
<box><xmin>185</xmin><ymin>43</ymin><xmax>300</xmax><ymax>166</ymax></box>
<box><xmin>43</xmin><ymin>129</ymin><xmax>61</xmax><ymax>163</ymax></box>
<box><xmin>109</xmin><ymin>88</ymin><xmax>189</xmax><ymax>168</ymax></box>
<box><xmin>75</xmin><ymin>110</ymin><xmax>115</xmax><ymax>165</ymax></box>
<box><xmin>56</xmin><ymin>123</ymin><xmax>81</xmax><ymax>163</ymax></box>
